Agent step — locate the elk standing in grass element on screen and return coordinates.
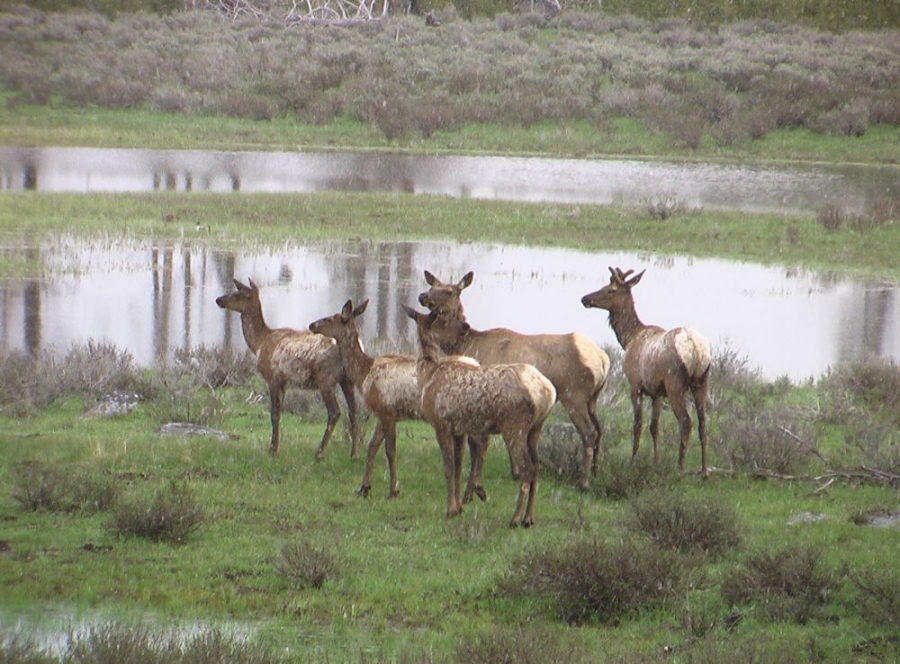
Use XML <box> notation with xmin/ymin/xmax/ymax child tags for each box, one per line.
<box><xmin>404</xmin><ymin>305</ymin><xmax>556</xmax><ymax>527</ymax></box>
<box><xmin>216</xmin><ymin>278</ymin><xmax>361</xmax><ymax>458</ymax></box>
<box><xmin>581</xmin><ymin>267</ymin><xmax>711</xmax><ymax>476</ymax></box>
<box><xmin>417</xmin><ymin>270</ymin><xmax>609</xmax><ymax>489</ymax></box>
<box><xmin>309</xmin><ymin>298</ymin><xmax>488</xmax><ymax>501</ymax></box>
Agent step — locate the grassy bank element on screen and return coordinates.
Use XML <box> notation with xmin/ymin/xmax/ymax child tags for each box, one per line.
<box><xmin>3</xmin><ymin>192</ymin><xmax>900</xmax><ymax>282</ymax></box>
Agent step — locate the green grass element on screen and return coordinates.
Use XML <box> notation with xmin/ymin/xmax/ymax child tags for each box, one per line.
<box><xmin>2</xmin><ymin>390</ymin><xmax>899</xmax><ymax>662</ymax></box>
<box><xmin>3</xmin><ymin>102</ymin><xmax>900</xmax><ymax>165</ymax></box>
<box><xmin>3</xmin><ymin>191</ymin><xmax>899</xmax><ymax>282</ymax></box>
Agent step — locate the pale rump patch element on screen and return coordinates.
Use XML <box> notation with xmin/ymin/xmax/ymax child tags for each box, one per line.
<box><xmin>672</xmin><ymin>328</ymin><xmax>711</xmax><ymax>378</ymax></box>
<box><xmin>364</xmin><ymin>358</ymin><xmax>423</xmax><ymax>419</ymax></box>
<box><xmin>571</xmin><ymin>332</ymin><xmax>611</xmax><ymax>384</ymax></box>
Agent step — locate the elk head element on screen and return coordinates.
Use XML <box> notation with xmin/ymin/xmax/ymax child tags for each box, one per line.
<box><xmin>309</xmin><ymin>299</ymin><xmax>369</xmax><ymax>340</ymax></box>
<box><xmin>417</xmin><ymin>270</ymin><xmax>474</xmax><ymax>315</ymax></box>
<box><xmin>216</xmin><ymin>278</ymin><xmax>261</xmax><ymax>313</ymax></box>
<box><xmin>581</xmin><ymin>267</ymin><xmax>645</xmax><ymax>311</ymax></box>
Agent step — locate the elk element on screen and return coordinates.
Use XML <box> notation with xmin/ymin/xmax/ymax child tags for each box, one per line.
<box><xmin>404</xmin><ymin>305</ymin><xmax>556</xmax><ymax>527</ymax></box>
<box><xmin>215</xmin><ymin>278</ymin><xmax>361</xmax><ymax>458</ymax></box>
<box><xmin>417</xmin><ymin>270</ymin><xmax>610</xmax><ymax>489</ymax></box>
<box><xmin>309</xmin><ymin>298</ymin><xmax>488</xmax><ymax>501</ymax></box>
<box><xmin>581</xmin><ymin>267</ymin><xmax>711</xmax><ymax>476</ymax></box>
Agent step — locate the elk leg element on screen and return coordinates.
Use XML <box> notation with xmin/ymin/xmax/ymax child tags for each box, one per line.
<box><xmin>510</xmin><ymin>481</ymin><xmax>531</xmax><ymax>528</ymax></box>
<box><xmin>314</xmin><ymin>388</ymin><xmax>341</xmax><ymax>460</ymax></box>
<box><xmin>563</xmin><ymin>401</ymin><xmax>598</xmax><ymax>490</ymax></box>
<box><xmin>436</xmin><ymin>432</ymin><xmax>461</xmax><ymax>518</ymax></box>
<box><xmin>587</xmin><ymin>399</ymin><xmax>604</xmax><ymax>478</ymax></box>
<box><xmin>650</xmin><ymin>396</ymin><xmax>663</xmax><ymax>463</ymax></box>
<box><xmin>693</xmin><ymin>382</ymin><xmax>709</xmax><ymax>477</ymax></box>
<box><xmin>670</xmin><ymin>395</ymin><xmax>693</xmax><ymax>473</ymax></box>
<box><xmin>268</xmin><ymin>383</ymin><xmax>284</xmax><ymax>455</ymax></box>
<box><xmin>358</xmin><ymin>421</ymin><xmax>385</xmax><ymax>498</ymax></box>
<box><xmin>339</xmin><ymin>376</ymin><xmax>361</xmax><ymax>460</ymax></box>
<box><xmin>463</xmin><ymin>435</ymin><xmax>488</xmax><ymax>503</ymax></box>
<box><xmin>384</xmin><ymin>420</ymin><xmax>401</xmax><ymax>498</ymax></box>
<box><xmin>521</xmin><ymin>429</ymin><xmax>543</xmax><ymax>527</ymax></box>
<box><xmin>630</xmin><ymin>388</ymin><xmax>644</xmax><ymax>463</ymax></box>
<box><xmin>452</xmin><ymin>434</ymin><xmax>466</xmax><ymax>515</ymax></box>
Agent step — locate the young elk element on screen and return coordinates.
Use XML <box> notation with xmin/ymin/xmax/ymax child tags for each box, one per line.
<box><xmin>309</xmin><ymin>299</ymin><xmax>488</xmax><ymax>502</ymax></box>
<box><xmin>404</xmin><ymin>305</ymin><xmax>556</xmax><ymax>527</ymax></box>
<box><xmin>418</xmin><ymin>270</ymin><xmax>609</xmax><ymax>490</ymax></box>
<box><xmin>581</xmin><ymin>267</ymin><xmax>711</xmax><ymax>476</ymax></box>
<box><xmin>216</xmin><ymin>278</ymin><xmax>361</xmax><ymax>458</ymax></box>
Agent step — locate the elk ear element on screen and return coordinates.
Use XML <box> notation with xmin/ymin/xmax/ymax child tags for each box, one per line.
<box><xmin>233</xmin><ymin>278</ymin><xmax>248</xmax><ymax>291</ymax></box>
<box><xmin>626</xmin><ymin>270</ymin><xmax>646</xmax><ymax>287</ymax></box>
<box><xmin>341</xmin><ymin>299</ymin><xmax>354</xmax><ymax>320</ymax></box>
<box><xmin>425</xmin><ymin>309</ymin><xmax>440</xmax><ymax>328</ymax></box>
<box><xmin>459</xmin><ymin>271</ymin><xmax>474</xmax><ymax>290</ymax></box>
<box><xmin>423</xmin><ymin>270</ymin><xmax>439</xmax><ymax>286</ymax></box>
<box><xmin>352</xmin><ymin>299</ymin><xmax>369</xmax><ymax>318</ymax></box>
<box><xmin>402</xmin><ymin>304</ymin><xmax>418</xmax><ymax>321</ymax></box>
<box><xmin>248</xmin><ymin>278</ymin><xmax>260</xmax><ymax>292</ymax></box>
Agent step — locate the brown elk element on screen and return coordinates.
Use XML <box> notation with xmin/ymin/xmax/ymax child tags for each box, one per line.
<box><xmin>581</xmin><ymin>267</ymin><xmax>711</xmax><ymax>476</ymax></box>
<box><xmin>309</xmin><ymin>298</ymin><xmax>488</xmax><ymax>501</ymax></box>
<box><xmin>404</xmin><ymin>305</ymin><xmax>556</xmax><ymax>527</ymax></box>
<box><xmin>417</xmin><ymin>270</ymin><xmax>610</xmax><ymax>489</ymax></box>
<box><xmin>216</xmin><ymin>278</ymin><xmax>361</xmax><ymax>458</ymax></box>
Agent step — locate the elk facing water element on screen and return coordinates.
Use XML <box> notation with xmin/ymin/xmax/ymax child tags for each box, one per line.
<box><xmin>418</xmin><ymin>270</ymin><xmax>609</xmax><ymax>489</ymax></box>
<box><xmin>216</xmin><ymin>278</ymin><xmax>361</xmax><ymax>458</ymax></box>
<box><xmin>581</xmin><ymin>267</ymin><xmax>711</xmax><ymax>476</ymax></box>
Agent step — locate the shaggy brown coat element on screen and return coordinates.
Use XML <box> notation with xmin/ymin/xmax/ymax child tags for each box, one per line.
<box><xmin>581</xmin><ymin>267</ymin><xmax>711</xmax><ymax>475</ymax></box>
<box><xmin>216</xmin><ymin>278</ymin><xmax>361</xmax><ymax>458</ymax></box>
<box><xmin>309</xmin><ymin>299</ymin><xmax>488</xmax><ymax>502</ymax></box>
<box><xmin>405</xmin><ymin>305</ymin><xmax>556</xmax><ymax>527</ymax></box>
<box><xmin>417</xmin><ymin>270</ymin><xmax>609</xmax><ymax>489</ymax></box>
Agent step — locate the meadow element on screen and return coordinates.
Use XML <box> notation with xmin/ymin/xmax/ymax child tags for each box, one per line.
<box><xmin>2</xmin><ymin>5</ymin><xmax>900</xmax><ymax>663</ymax></box>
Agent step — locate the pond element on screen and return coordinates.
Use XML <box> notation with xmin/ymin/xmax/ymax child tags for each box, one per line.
<box><xmin>1</xmin><ymin>237</ymin><xmax>897</xmax><ymax>382</ymax></box>
<box><xmin>2</xmin><ymin>146</ymin><xmax>899</xmax><ymax>215</ymax></box>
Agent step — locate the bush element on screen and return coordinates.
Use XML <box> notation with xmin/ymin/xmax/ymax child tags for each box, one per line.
<box><xmin>591</xmin><ymin>451</ymin><xmax>677</xmax><ymax>500</ymax></box>
<box><xmin>817</xmin><ymin>359</ymin><xmax>900</xmax><ymax>426</ymax></box>
<box><xmin>850</xmin><ymin>567</ymin><xmax>900</xmax><ymax>629</ymax></box>
<box><xmin>11</xmin><ymin>460</ymin><xmax>118</xmax><ymax>513</ymax></box>
<box><xmin>721</xmin><ymin>544</ymin><xmax>839</xmax><ymax>624</ymax></box>
<box><xmin>502</xmin><ymin>537</ymin><xmax>690</xmax><ymax>625</ymax></box>
<box><xmin>714</xmin><ymin>403</ymin><xmax>821</xmax><ymax>475</ymax></box>
<box><xmin>625</xmin><ymin>488</ymin><xmax>742</xmax><ymax>555</ymax></box>
<box><xmin>108</xmin><ymin>482</ymin><xmax>204</xmax><ymax>545</ymax></box>
<box><xmin>275</xmin><ymin>539</ymin><xmax>338</xmax><ymax>590</ymax></box>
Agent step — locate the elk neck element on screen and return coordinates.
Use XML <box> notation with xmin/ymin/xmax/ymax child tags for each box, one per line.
<box><xmin>606</xmin><ymin>295</ymin><xmax>647</xmax><ymax>350</ymax></box>
<box><xmin>336</xmin><ymin>327</ymin><xmax>375</xmax><ymax>388</ymax></box>
<box><xmin>238</xmin><ymin>301</ymin><xmax>273</xmax><ymax>355</ymax></box>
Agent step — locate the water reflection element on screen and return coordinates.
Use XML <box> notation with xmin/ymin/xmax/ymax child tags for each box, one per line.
<box><xmin>3</xmin><ymin>147</ymin><xmax>898</xmax><ymax>215</ymax></box>
<box><xmin>0</xmin><ymin>239</ymin><xmax>897</xmax><ymax>381</ymax></box>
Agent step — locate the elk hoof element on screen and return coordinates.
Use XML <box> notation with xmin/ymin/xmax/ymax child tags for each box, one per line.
<box><xmin>389</xmin><ymin>486</ymin><xmax>401</xmax><ymax>498</ymax></box>
<box><xmin>473</xmin><ymin>486</ymin><xmax>488</xmax><ymax>502</ymax></box>
<box><xmin>314</xmin><ymin>449</ymin><xmax>327</xmax><ymax>461</ymax></box>
<box><xmin>357</xmin><ymin>485</ymin><xmax>370</xmax><ymax>498</ymax></box>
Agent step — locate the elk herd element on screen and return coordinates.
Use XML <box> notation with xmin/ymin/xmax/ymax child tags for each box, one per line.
<box><xmin>217</xmin><ymin>267</ymin><xmax>711</xmax><ymax>528</ymax></box>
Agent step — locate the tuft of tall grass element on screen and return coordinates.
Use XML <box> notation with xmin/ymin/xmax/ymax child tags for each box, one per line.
<box><xmin>11</xmin><ymin>460</ymin><xmax>119</xmax><ymax>513</ymax></box>
<box><xmin>721</xmin><ymin>544</ymin><xmax>840</xmax><ymax>624</ymax></box>
<box><xmin>501</xmin><ymin>536</ymin><xmax>691</xmax><ymax>625</ymax></box>
<box><xmin>108</xmin><ymin>481</ymin><xmax>205</xmax><ymax>545</ymax></box>
<box><xmin>275</xmin><ymin>538</ymin><xmax>339</xmax><ymax>590</ymax></box>
<box><xmin>625</xmin><ymin>488</ymin><xmax>742</xmax><ymax>555</ymax></box>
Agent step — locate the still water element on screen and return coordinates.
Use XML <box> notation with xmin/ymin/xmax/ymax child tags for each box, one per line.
<box><xmin>2</xmin><ymin>146</ymin><xmax>899</xmax><ymax>215</ymax></box>
<box><xmin>1</xmin><ymin>238</ymin><xmax>897</xmax><ymax>382</ymax></box>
